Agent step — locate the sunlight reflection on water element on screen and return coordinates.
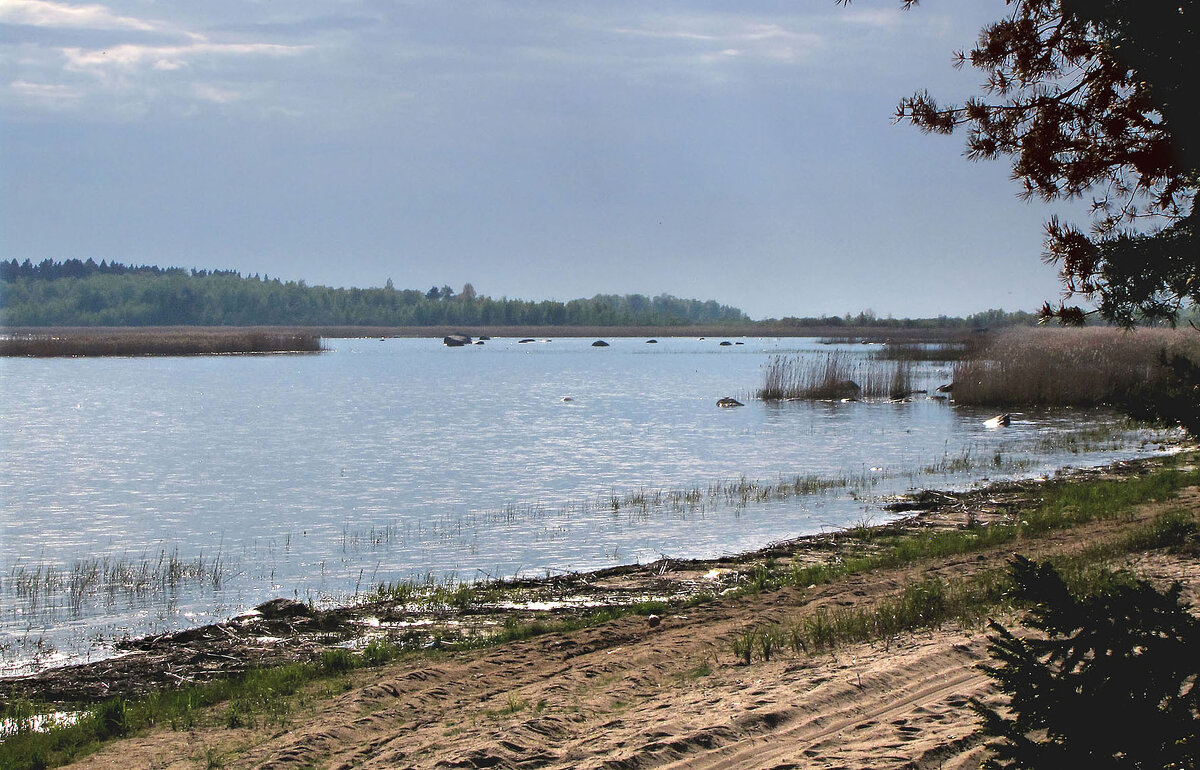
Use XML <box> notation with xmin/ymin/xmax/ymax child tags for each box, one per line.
<box><xmin>0</xmin><ymin>336</ymin><xmax>1176</xmax><ymax>669</ymax></box>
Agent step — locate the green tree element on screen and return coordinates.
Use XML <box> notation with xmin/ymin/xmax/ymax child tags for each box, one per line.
<box><xmin>893</xmin><ymin>0</ymin><xmax>1198</xmax><ymax>327</ymax></box>
<box><xmin>973</xmin><ymin>556</ymin><xmax>1200</xmax><ymax>769</ymax></box>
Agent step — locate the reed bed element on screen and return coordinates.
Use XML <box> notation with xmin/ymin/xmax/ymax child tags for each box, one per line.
<box><xmin>950</xmin><ymin>327</ymin><xmax>1200</xmax><ymax>406</ymax></box>
<box><xmin>758</xmin><ymin>352</ymin><xmax>917</xmax><ymax>401</ymax></box>
<box><xmin>0</xmin><ymin>330</ymin><xmax>323</xmax><ymax>357</ymax></box>
<box><xmin>869</xmin><ymin>340</ymin><xmax>971</xmax><ymax>362</ymax></box>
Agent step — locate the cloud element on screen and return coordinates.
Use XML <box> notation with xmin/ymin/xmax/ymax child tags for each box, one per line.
<box><xmin>192</xmin><ymin>83</ymin><xmax>241</xmax><ymax>104</ymax></box>
<box><xmin>0</xmin><ymin>0</ymin><xmax>157</xmax><ymax>32</ymax></box>
<box><xmin>599</xmin><ymin>13</ymin><xmax>825</xmax><ymax>66</ymax></box>
<box><xmin>9</xmin><ymin>78</ymin><xmax>79</xmax><ymax>99</ymax></box>
<box><xmin>61</xmin><ymin>41</ymin><xmax>309</xmax><ymax>72</ymax></box>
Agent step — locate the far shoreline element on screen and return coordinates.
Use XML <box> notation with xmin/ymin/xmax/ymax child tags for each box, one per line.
<box><xmin>2</xmin><ymin>323</ymin><xmax>977</xmax><ymax>343</ymax></box>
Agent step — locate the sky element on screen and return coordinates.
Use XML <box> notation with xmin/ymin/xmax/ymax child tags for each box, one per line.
<box><xmin>0</xmin><ymin>0</ymin><xmax>1094</xmax><ymax>320</ymax></box>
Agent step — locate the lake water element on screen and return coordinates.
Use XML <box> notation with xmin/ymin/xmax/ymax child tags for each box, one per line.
<box><xmin>0</xmin><ymin>336</ymin><xmax>1175</xmax><ymax>672</ymax></box>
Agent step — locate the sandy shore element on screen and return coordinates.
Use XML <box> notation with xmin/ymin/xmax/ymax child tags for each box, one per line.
<box><xmin>25</xmin><ymin>459</ymin><xmax>1197</xmax><ymax>770</ymax></box>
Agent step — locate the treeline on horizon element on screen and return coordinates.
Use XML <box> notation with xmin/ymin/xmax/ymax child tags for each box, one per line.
<box><xmin>0</xmin><ymin>259</ymin><xmax>746</xmax><ymax>327</ymax></box>
<box><xmin>0</xmin><ymin>258</ymin><xmax>1040</xmax><ymax>329</ymax></box>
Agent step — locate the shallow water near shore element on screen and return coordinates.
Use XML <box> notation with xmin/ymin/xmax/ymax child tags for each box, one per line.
<box><xmin>0</xmin><ymin>336</ymin><xmax>1177</xmax><ymax>673</ymax></box>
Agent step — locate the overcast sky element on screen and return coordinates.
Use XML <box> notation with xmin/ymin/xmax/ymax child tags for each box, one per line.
<box><xmin>1</xmin><ymin>0</ymin><xmax>1090</xmax><ymax>319</ymax></box>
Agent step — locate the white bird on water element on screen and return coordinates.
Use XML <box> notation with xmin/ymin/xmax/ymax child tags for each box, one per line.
<box><xmin>985</xmin><ymin>413</ymin><xmax>1012</xmax><ymax>429</ymax></box>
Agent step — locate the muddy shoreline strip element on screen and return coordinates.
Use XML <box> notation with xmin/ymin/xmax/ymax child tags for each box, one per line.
<box><xmin>3</xmin><ymin>453</ymin><xmax>1178</xmax><ymax>706</ymax></box>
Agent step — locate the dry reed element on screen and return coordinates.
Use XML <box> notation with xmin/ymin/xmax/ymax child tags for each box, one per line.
<box><xmin>0</xmin><ymin>330</ymin><xmax>323</xmax><ymax>357</ymax></box>
<box><xmin>758</xmin><ymin>352</ymin><xmax>917</xmax><ymax>401</ymax></box>
<box><xmin>950</xmin><ymin>327</ymin><xmax>1200</xmax><ymax>406</ymax></box>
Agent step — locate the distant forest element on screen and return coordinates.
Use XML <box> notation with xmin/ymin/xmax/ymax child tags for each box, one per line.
<box><xmin>0</xmin><ymin>259</ymin><xmax>748</xmax><ymax>327</ymax></box>
<box><xmin>0</xmin><ymin>259</ymin><xmax>1043</xmax><ymax>328</ymax></box>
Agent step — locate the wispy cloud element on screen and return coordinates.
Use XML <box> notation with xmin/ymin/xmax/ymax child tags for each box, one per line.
<box><xmin>61</xmin><ymin>41</ymin><xmax>309</xmax><ymax>72</ymax></box>
<box><xmin>9</xmin><ymin>78</ymin><xmax>79</xmax><ymax>99</ymax></box>
<box><xmin>2</xmin><ymin>1</ymin><xmax>318</xmax><ymax>117</ymax></box>
<box><xmin>0</xmin><ymin>0</ymin><xmax>158</xmax><ymax>32</ymax></box>
<box><xmin>603</xmin><ymin>14</ymin><xmax>825</xmax><ymax>62</ymax></box>
<box><xmin>192</xmin><ymin>83</ymin><xmax>242</xmax><ymax>104</ymax></box>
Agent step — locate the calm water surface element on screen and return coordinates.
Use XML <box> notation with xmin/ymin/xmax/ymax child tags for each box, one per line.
<box><xmin>0</xmin><ymin>337</ymin><xmax>1173</xmax><ymax>670</ymax></box>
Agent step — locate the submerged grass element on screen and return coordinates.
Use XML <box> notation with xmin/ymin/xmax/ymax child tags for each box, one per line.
<box><xmin>3</xmin><ymin>550</ymin><xmax>234</xmax><ymax>628</ymax></box>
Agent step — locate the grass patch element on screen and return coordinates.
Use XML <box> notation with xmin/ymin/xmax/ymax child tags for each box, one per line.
<box><xmin>741</xmin><ymin>504</ymin><xmax>1199</xmax><ymax>663</ymax></box>
<box><xmin>0</xmin><ymin>639</ymin><xmax>408</xmax><ymax>770</ymax></box>
<box><xmin>781</xmin><ymin>460</ymin><xmax>1200</xmax><ymax>596</ymax></box>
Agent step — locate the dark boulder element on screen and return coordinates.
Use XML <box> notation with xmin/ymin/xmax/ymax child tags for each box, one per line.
<box><xmin>717</xmin><ymin>397</ymin><xmax>744</xmax><ymax>408</ymax></box>
<box><xmin>719</xmin><ymin>341</ymin><xmax>732</xmax><ymax>346</ymax></box>
<box><xmin>255</xmin><ymin>598</ymin><xmax>312</xmax><ymax>620</ymax></box>
<box><xmin>646</xmin><ymin>339</ymin><xmax>658</xmax><ymax>344</ymax></box>
<box><xmin>832</xmin><ymin>380</ymin><xmax>862</xmax><ymax>401</ymax></box>
<box><xmin>519</xmin><ymin>338</ymin><xmax>536</xmax><ymax>343</ymax></box>
<box><xmin>592</xmin><ymin>340</ymin><xmax>610</xmax><ymax>347</ymax></box>
<box><xmin>443</xmin><ymin>333</ymin><xmax>472</xmax><ymax>347</ymax></box>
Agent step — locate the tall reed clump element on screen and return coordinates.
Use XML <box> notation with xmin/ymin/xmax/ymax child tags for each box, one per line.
<box><xmin>950</xmin><ymin>327</ymin><xmax>1200</xmax><ymax>407</ymax></box>
<box><xmin>0</xmin><ymin>330</ymin><xmax>323</xmax><ymax>357</ymax></box>
<box><xmin>758</xmin><ymin>352</ymin><xmax>916</xmax><ymax>401</ymax></box>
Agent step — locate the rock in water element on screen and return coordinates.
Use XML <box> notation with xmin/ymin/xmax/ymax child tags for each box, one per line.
<box><xmin>592</xmin><ymin>340</ymin><xmax>610</xmax><ymax>347</ymax></box>
<box><xmin>443</xmin><ymin>333</ymin><xmax>472</xmax><ymax>347</ymax></box>
<box><xmin>255</xmin><ymin>598</ymin><xmax>312</xmax><ymax>620</ymax></box>
<box><xmin>717</xmin><ymin>397</ymin><xmax>744</xmax><ymax>408</ymax></box>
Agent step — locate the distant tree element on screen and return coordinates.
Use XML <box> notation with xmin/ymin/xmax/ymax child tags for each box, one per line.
<box><xmin>460</xmin><ymin>282</ymin><xmax>477</xmax><ymax>301</ymax></box>
<box><xmin>892</xmin><ymin>0</ymin><xmax>1198</xmax><ymax>327</ymax></box>
<box><xmin>973</xmin><ymin>555</ymin><xmax>1200</xmax><ymax>769</ymax></box>
<box><xmin>0</xmin><ymin>260</ymin><xmax>747</xmax><ymax>327</ymax></box>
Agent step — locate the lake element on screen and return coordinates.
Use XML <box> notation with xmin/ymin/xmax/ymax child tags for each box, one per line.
<box><xmin>0</xmin><ymin>336</ymin><xmax>1174</xmax><ymax>672</ymax></box>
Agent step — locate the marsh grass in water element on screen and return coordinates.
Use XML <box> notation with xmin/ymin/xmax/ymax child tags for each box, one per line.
<box><xmin>870</xmin><ymin>341</ymin><xmax>971</xmax><ymax>362</ymax></box>
<box><xmin>758</xmin><ymin>352</ymin><xmax>918</xmax><ymax>401</ymax></box>
<box><xmin>0</xmin><ymin>330</ymin><xmax>323</xmax><ymax>357</ymax></box>
<box><xmin>3</xmin><ymin>549</ymin><xmax>234</xmax><ymax>626</ymax></box>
